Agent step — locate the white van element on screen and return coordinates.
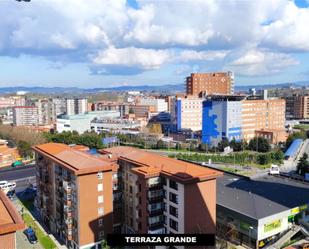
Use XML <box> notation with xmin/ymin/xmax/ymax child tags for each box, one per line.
<box><xmin>269</xmin><ymin>164</ymin><xmax>280</xmax><ymax>175</ymax></box>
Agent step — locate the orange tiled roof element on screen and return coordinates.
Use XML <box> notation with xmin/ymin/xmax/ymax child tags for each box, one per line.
<box><xmin>0</xmin><ymin>190</ymin><xmax>24</xmax><ymax>235</ymax></box>
<box><xmin>106</xmin><ymin>146</ymin><xmax>222</xmax><ymax>183</ymax></box>
<box><xmin>33</xmin><ymin>143</ymin><xmax>113</xmax><ymax>175</ymax></box>
<box><xmin>100</xmin><ymin>146</ymin><xmax>138</xmax><ymax>161</ymax></box>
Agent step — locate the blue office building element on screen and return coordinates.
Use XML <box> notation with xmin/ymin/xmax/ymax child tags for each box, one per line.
<box><xmin>202</xmin><ymin>96</ymin><xmax>244</xmax><ymax>145</ymax></box>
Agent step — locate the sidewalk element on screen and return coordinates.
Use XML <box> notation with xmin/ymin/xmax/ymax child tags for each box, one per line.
<box><xmin>13</xmin><ymin>198</ymin><xmax>66</xmax><ymax>249</ymax></box>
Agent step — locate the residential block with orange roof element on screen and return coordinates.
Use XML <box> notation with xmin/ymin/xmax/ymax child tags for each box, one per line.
<box><xmin>33</xmin><ymin>143</ymin><xmax>222</xmax><ymax>249</ymax></box>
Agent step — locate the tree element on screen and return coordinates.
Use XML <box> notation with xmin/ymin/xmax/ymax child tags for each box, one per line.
<box><xmin>297</xmin><ymin>153</ymin><xmax>309</xmax><ymax>176</ymax></box>
<box><xmin>217</xmin><ymin>139</ymin><xmax>229</xmax><ymax>152</ymax></box>
<box><xmin>256</xmin><ymin>153</ymin><xmax>271</xmax><ymax>165</ymax></box>
<box><xmin>17</xmin><ymin>140</ymin><xmax>33</xmax><ymax>158</ymax></box>
<box><xmin>156</xmin><ymin>140</ymin><xmax>165</xmax><ymax>149</ymax></box>
<box><xmin>230</xmin><ymin>139</ymin><xmax>246</xmax><ymax>152</ymax></box>
<box><xmin>175</xmin><ymin>143</ymin><xmax>183</xmax><ymax>150</ymax></box>
<box><xmin>248</xmin><ymin>137</ymin><xmax>271</xmax><ymax>153</ymax></box>
<box><xmin>271</xmin><ymin>150</ymin><xmax>284</xmax><ymax>163</ymax></box>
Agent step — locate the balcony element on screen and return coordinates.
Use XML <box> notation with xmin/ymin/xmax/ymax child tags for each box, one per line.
<box><xmin>147</xmin><ymin>183</ymin><xmax>162</xmax><ymax>190</ymax></box>
<box><xmin>63</xmin><ymin>180</ymin><xmax>72</xmax><ymax>192</ymax></box>
<box><xmin>148</xmin><ymin>221</ymin><xmax>164</xmax><ymax>230</ymax></box>
<box><xmin>148</xmin><ymin>208</ymin><xmax>164</xmax><ymax>217</ymax></box>
<box><xmin>63</xmin><ymin>174</ymin><xmax>71</xmax><ymax>181</ymax></box>
<box><xmin>64</xmin><ymin>205</ymin><xmax>72</xmax><ymax>213</ymax></box>
<box><xmin>148</xmin><ymin>195</ymin><xmax>164</xmax><ymax>203</ymax></box>
<box><xmin>148</xmin><ymin>227</ymin><xmax>166</xmax><ymax>234</ymax></box>
<box><xmin>65</xmin><ymin>218</ymin><xmax>73</xmax><ymax>228</ymax></box>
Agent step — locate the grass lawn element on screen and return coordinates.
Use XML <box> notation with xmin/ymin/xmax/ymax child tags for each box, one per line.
<box><xmin>294</xmin><ymin>124</ymin><xmax>309</xmax><ymax>130</ymax></box>
<box><xmin>19</xmin><ymin>201</ymin><xmax>57</xmax><ymax>249</ymax></box>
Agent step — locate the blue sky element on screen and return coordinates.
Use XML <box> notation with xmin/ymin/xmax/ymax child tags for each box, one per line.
<box><xmin>0</xmin><ymin>0</ymin><xmax>309</xmax><ymax>88</ymax></box>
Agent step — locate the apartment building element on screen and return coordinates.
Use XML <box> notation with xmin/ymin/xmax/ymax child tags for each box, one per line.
<box><xmin>36</xmin><ymin>99</ymin><xmax>57</xmax><ymax>125</ymax></box>
<box><xmin>34</xmin><ymin>143</ymin><xmax>221</xmax><ymax>248</ymax></box>
<box><xmin>170</xmin><ymin>96</ymin><xmax>204</xmax><ymax>132</ymax></box>
<box><xmin>0</xmin><ymin>96</ymin><xmax>26</xmax><ymax>109</ymax></box>
<box><xmin>139</xmin><ymin>98</ymin><xmax>168</xmax><ymax>113</ymax></box>
<box><xmin>129</xmin><ymin>105</ymin><xmax>156</xmax><ymax>119</ymax></box>
<box><xmin>201</xmin><ymin>96</ymin><xmax>286</xmax><ymax>145</ymax></box>
<box><xmin>92</xmin><ymin>101</ymin><xmax>129</xmax><ymax>117</ymax></box>
<box><xmin>186</xmin><ymin>71</ymin><xmax>234</xmax><ymax>96</ymax></box>
<box><xmin>242</xmin><ymin>99</ymin><xmax>286</xmax><ymax>142</ymax></box>
<box><xmin>285</xmin><ymin>95</ymin><xmax>309</xmax><ymax>119</ymax></box>
<box><xmin>0</xmin><ymin>190</ymin><xmax>25</xmax><ymax>249</ymax></box>
<box><xmin>101</xmin><ymin>146</ymin><xmax>221</xmax><ymax>237</ymax></box>
<box><xmin>13</xmin><ymin>106</ymin><xmax>39</xmax><ymax>126</ymax></box>
<box><xmin>33</xmin><ymin>143</ymin><xmax>116</xmax><ymax>249</ymax></box>
<box><xmin>66</xmin><ymin>98</ymin><xmax>88</xmax><ymax>115</ymax></box>
<box><xmin>52</xmin><ymin>98</ymin><xmax>66</xmax><ymax>116</ymax></box>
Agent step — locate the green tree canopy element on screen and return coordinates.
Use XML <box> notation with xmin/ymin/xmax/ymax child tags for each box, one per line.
<box><xmin>248</xmin><ymin>137</ymin><xmax>271</xmax><ymax>153</ymax></box>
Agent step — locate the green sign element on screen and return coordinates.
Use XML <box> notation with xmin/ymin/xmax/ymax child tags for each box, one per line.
<box><xmin>264</xmin><ymin>219</ymin><xmax>281</xmax><ymax>232</ymax></box>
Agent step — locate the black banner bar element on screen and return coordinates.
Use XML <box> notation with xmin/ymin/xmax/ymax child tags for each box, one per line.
<box><xmin>106</xmin><ymin>234</ymin><xmax>215</xmax><ymax>246</ymax></box>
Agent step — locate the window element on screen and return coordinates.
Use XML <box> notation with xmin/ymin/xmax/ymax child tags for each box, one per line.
<box><xmin>169</xmin><ymin>205</ymin><xmax>178</xmax><ymax>218</ymax></box>
<box><xmin>169</xmin><ymin>180</ymin><xmax>178</xmax><ymax>190</ymax></box>
<box><xmin>169</xmin><ymin>219</ymin><xmax>178</xmax><ymax>231</ymax></box>
<box><xmin>169</xmin><ymin>192</ymin><xmax>178</xmax><ymax>204</ymax></box>
<box><xmin>97</xmin><ymin>172</ymin><xmax>103</xmax><ymax>179</ymax></box>
<box><xmin>98</xmin><ymin>195</ymin><xmax>104</xmax><ymax>204</ymax></box>
<box><xmin>99</xmin><ymin>231</ymin><xmax>104</xmax><ymax>238</ymax></box>
<box><xmin>98</xmin><ymin>207</ymin><xmax>104</xmax><ymax>215</ymax></box>
<box><xmin>98</xmin><ymin>219</ymin><xmax>103</xmax><ymax>226</ymax></box>
<box><xmin>98</xmin><ymin>183</ymin><xmax>103</xmax><ymax>192</ymax></box>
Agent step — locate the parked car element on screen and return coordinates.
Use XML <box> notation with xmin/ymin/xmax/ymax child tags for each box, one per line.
<box><xmin>0</xmin><ymin>181</ymin><xmax>8</xmax><ymax>189</ymax></box>
<box><xmin>6</xmin><ymin>190</ymin><xmax>15</xmax><ymax>200</ymax></box>
<box><xmin>24</xmin><ymin>227</ymin><xmax>38</xmax><ymax>244</ymax></box>
<box><xmin>11</xmin><ymin>161</ymin><xmax>25</xmax><ymax>168</ymax></box>
<box><xmin>0</xmin><ymin>181</ymin><xmax>16</xmax><ymax>192</ymax></box>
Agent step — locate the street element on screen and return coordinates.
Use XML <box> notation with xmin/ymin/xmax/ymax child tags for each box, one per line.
<box><xmin>0</xmin><ymin>165</ymin><xmax>36</xmax><ymax>193</ymax></box>
<box><xmin>0</xmin><ymin>165</ymin><xmax>35</xmax><ymax>181</ymax></box>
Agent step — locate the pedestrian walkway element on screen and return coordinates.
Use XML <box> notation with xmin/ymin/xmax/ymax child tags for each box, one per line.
<box><xmin>13</xmin><ymin>198</ymin><xmax>66</xmax><ymax>249</ymax></box>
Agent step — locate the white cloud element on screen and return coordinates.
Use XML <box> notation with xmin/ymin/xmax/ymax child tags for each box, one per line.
<box><xmin>0</xmin><ymin>0</ymin><xmax>308</xmax><ymax>77</ymax></box>
<box><xmin>262</xmin><ymin>2</ymin><xmax>309</xmax><ymax>51</ymax></box>
<box><xmin>178</xmin><ymin>50</ymin><xmax>228</xmax><ymax>62</ymax></box>
<box><xmin>230</xmin><ymin>50</ymin><xmax>265</xmax><ymax>66</ymax></box>
<box><xmin>228</xmin><ymin>50</ymin><xmax>299</xmax><ymax>76</ymax></box>
<box><xmin>93</xmin><ymin>46</ymin><xmax>171</xmax><ymax>70</ymax></box>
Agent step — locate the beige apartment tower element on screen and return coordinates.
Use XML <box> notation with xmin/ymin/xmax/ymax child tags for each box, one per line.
<box><xmin>242</xmin><ymin>99</ymin><xmax>286</xmax><ymax>142</ymax></box>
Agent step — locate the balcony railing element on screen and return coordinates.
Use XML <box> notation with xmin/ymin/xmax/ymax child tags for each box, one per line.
<box><xmin>148</xmin><ymin>221</ymin><xmax>164</xmax><ymax>230</ymax></box>
<box><xmin>148</xmin><ymin>195</ymin><xmax>164</xmax><ymax>203</ymax></box>
<box><xmin>148</xmin><ymin>208</ymin><xmax>164</xmax><ymax>217</ymax></box>
<box><xmin>147</xmin><ymin>183</ymin><xmax>162</xmax><ymax>190</ymax></box>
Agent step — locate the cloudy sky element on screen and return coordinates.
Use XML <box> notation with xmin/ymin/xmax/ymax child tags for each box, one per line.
<box><xmin>1</xmin><ymin>0</ymin><xmax>309</xmax><ymax>88</ymax></box>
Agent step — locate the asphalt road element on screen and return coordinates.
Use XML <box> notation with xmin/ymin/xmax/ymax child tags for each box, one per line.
<box><xmin>0</xmin><ymin>165</ymin><xmax>36</xmax><ymax>181</ymax></box>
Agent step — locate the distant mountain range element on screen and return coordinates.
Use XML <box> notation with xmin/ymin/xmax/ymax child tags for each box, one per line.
<box><xmin>0</xmin><ymin>80</ymin><xmax>309</xmax><ymax>94</ymax></box>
